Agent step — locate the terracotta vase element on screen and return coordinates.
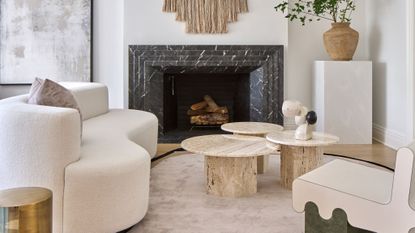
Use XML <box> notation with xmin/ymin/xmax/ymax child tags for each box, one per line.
<box><xmin>323</xmin><ymin>23</ymin><xmax>359</xmax><ymax>61</ymax></box>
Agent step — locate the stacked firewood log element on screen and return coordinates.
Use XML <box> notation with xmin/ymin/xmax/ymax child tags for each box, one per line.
<box><xmin>187</xmin><ymin>95</ymin><xmax>229</xmax><ymax>125</ymax></box>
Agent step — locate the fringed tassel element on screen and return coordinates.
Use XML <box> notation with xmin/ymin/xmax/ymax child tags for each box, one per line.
<box><xmin>218</xmin><ymin>0</ymin><xmax>228</xmax><ymax>33</ymax></box>
<box><xmin>186</xmin><ymin>0</ymin><xmax>197</xmax><ymax>33</ymax></box>
<box><xmin>164</xmin><ymin>0</ymin><xmax>246</xmax><ymax>34</ymax></box>
<box><xmin>239</xmin><ymin>0</ymin><xmax>249</xmax><ymax>13</ymax></box>
<box><xmin>195</xmin><ymin>0</ymin><xmax>205</xmax><ymax>33</ymax></box>
<box><xmin>227</xmin><ymin>0</ymin><xmax>238</xmax><ymax>23</ymax></box>
<box><xmin>203</xmin><ymin>0</ymin><xmax>212</xmax><ymax>33</ymax></box>
<box><xmin>162</xmin><ymin>0</ymin><xmax>176</xmax><ymax>12</ymax></box>
<box><xmin>209</xmin><ymin>0</ymin><xmax>219</xmax><ymax>33</ymax></box>
<box><xmin>175</xmin><ymin>0</ymin><xmax>187</xmax><ymax>21</ymax></box>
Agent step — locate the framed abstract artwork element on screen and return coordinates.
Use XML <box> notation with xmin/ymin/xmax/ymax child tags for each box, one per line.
<box><xmin>0</xmin><ymin>0</ymin><xmax>92</xmax><ymax>84</ymax></box>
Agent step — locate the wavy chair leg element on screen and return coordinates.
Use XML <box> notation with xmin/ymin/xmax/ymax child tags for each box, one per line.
<box><xmin>305</xmin><ymin>202</ymin><xmax>374</xmax><ymax>233</ymax></box>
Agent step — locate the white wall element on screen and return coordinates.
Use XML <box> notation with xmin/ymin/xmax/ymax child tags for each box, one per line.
<box><xmin>1</xmin><ymin>0</ymin><xmax>367</xmax><ymax>112</ymax></box>
<box><xmin>121</xmin><ymin>0</ymin><xmax>368</xmax><ymax>111</ymax></box>
<box><xmin>124</xmin><ymin>0</ymin><xmax>287</xmax><ymax>45</ymax></box>
<box><xmin>287</xmin><ymin>0</ymin><xmax>368</xmax><ymax>109</ymax></box>
<box><xmin>91</xmin><ymin>0</ymin><xmax>414</xmax><ymax>148</ymax></box>
<box><xmin>93</xmin><ymin>0</ymin><xmax>124</xmax><ymax>108</ymax></box>
<box><xmin>2</xmin><ymin>0</ymin><xmax>411</xmax><ymax>149</ymax></box>
<box><xmin>122</xmin><ymin>0</ymin><xmax>288</xmax><ymax>108</ymax></box>
<box><xmin>366</xmin><ymin>0</ymin><xmax>408</xmax><ymax>148</ymax></box>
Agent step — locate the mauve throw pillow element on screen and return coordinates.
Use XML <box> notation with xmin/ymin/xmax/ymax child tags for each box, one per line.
<box><xmin>28</xmin><ymin>78</ymin><xmax>82</xmax><ymax>133</ymax></box>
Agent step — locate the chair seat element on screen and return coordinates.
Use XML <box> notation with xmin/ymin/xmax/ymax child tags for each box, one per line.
<box><xmin>297</xmin><ymin>160</ymin><xmax>393</xmax><ymax>204</ymax></box>
<box><xmin>292</xmin><ymin>145</ymin><xmax>415</xmax><ymax>233</ymax></box>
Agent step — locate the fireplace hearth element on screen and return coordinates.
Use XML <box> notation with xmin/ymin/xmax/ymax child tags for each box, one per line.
<box><xmin>129</xmin><ymin>45</ymin><xmax>284</xmax><ymax>143</ymax></box>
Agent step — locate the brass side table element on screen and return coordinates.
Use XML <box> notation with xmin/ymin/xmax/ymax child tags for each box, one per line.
<box><xmin>0</xmin><ymin>187</ymin><xmax>52</xmax><ymax>233</ymax></box>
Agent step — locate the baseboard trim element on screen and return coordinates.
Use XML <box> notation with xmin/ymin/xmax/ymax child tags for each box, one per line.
<box><xmin>372</xmin><ymin>123</ymin><xmax>406</xmax><ymax>150</ymax></box>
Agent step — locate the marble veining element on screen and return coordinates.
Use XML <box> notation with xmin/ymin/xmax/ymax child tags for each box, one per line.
<box><xmin>128</xmin><ymin>45</ymin><xmax>284</xmax><ymax>138</ymax></box>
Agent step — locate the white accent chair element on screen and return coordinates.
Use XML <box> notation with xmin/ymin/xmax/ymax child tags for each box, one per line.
<box><xmin>293</xmin><ymin>142</ymin><xmax>415</xmax><ymax>233</ymax></box>
<box><xmin>0</xmin><ymin>82</ymin><xmax>158</xmax><ymax>233</ymax></box>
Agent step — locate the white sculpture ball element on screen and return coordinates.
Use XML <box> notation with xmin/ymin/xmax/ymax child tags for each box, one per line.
<box><xmin>282</xmin><ymin>100</ymin><xmax>302</xmax><ymax>117</ymax></box>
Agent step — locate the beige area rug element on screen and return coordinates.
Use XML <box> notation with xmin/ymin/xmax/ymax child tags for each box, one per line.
<box><xmin>129</xmin><ymin>153</ymin><xmax>302</xmax><ymax>233</ymax></box>
<box><xmin>129</xmin><ymin>153</ymin><xmax>390</xmax><ymax>233</ymax></box>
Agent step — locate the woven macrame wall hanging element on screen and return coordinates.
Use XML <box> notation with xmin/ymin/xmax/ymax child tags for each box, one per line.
<box><xmin>163</xmin><ymin>0</ymin><xmax>249</xmax><ymax>34</ymax></box>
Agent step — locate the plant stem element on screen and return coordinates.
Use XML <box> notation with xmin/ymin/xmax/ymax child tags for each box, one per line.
<box><xmin>347</xmin><ymin>0</ymin><xmax>354</xmax><ymax>21</ymax></box>
<box><xmin>288</xmin><ymin>7</ymin><xmax>335</xmax><ymax>22</ymax></box>
<box><xmin>341</xmin><ymin>0</ymin><xmax>350</xmax><ymax>22</ymax></box>
<box><xmin>332</xmin><ymin>3</ymin><xmax>338</xmax><ymax>22</ymax></box>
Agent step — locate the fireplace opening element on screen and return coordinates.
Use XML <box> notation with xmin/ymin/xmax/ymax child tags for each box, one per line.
<box><xmin>162</xmin><ymin>73</ymin><xmax>250</xmax><ymax>141</ymax></box>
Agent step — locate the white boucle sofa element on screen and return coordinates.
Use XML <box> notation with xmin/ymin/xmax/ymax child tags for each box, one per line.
<box><xmin>0</xmin><ymin>82</ymin><xmax>158</xmax><ymax>233</ymax></box>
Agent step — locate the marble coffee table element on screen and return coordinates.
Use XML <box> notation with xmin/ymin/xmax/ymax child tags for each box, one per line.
<box><xmin>266</xmin><ymin>130</ymin><xmax>339</xmax><ymax>190</ymax></box>
<box><xmin>181</xmin><ymin>134</ymin><xmax>275</xmax><ymax>198</ymax></box>
<box><xmin>221</xmin><ymin>122</ymin><xmax>283</xmax><ymax>174</ymax></box>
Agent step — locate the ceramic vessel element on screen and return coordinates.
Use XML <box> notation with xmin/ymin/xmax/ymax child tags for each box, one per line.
<box><xmin>323</xmin><ymin>23</ymin><xmax>359</xmax><ymax>61</ymax></box>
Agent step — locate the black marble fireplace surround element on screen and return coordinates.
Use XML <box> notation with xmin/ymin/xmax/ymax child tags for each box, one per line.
<box><xmin>129</xmin><ymin>45</ymin><xmax>284</xmax><ymax>143</ymax></box>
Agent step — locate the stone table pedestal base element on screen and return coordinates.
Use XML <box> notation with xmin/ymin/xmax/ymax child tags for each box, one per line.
<box><xmin>206</xmin><ymin>156</ymin><xmax>257</xmax><ymax>197</ymax></box>
<box><xmin>257</xmin><ymin>155</ymin><xmax>269</xmax><ymax>174</ymax></box>
<box><xmin>280</xmin><ymin>145</ymin><xmax>323</xmax><ymax>189</ymax></box>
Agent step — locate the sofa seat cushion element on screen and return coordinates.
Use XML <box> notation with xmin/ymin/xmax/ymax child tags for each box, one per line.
<box><xmin>81</xmin><ymin>109</ymin><xmax>158</xmax><ymax>157</ymax></box>
<box><xmin>295</xmin><ymin>160</ymin><xmax>394</xmax><ymax>204</ymax></box>
<box><xmin>63</xmin><ymin>138</ymin><xmax>151</xmax><ymax>233</ymax></box>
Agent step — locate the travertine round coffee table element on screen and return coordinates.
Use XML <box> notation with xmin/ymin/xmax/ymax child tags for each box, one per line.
<box><xmin>266</xmin><ymin>130</ymin><xmax>339</xmax><ymax>189</ymax></box>
<box><xmin>181</xmin><ymin>134</ymin><xmax>275</xmax><ymax>197</ymax></box>
<box><xmin>221</xmin><ymin>122</ymin><xmax>283</xmax><ymax>174</ymax></box>
<box><xmin>221</xmin><ymin>122</ymin><xmax>284</xmax><ymax>136</ymax></box>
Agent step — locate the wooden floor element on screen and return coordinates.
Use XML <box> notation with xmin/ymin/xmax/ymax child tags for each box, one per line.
<box><xmin>324</xmin><ymin>144</ymin><xmax>396</xmax><ymax>169</ymax></box>
<box><xmin>157</xmin><ymin>143</ymin><xmax>397</xmax><ymax>170</ymax></box>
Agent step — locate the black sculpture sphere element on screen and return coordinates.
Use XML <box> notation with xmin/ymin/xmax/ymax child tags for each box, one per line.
<box><xmin>306</xmin><ymin>111</ymin><xmax>317</xmax><ymax>125</ymax></box>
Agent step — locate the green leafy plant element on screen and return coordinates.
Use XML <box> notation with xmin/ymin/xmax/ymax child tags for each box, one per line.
<box><xmin>275</xmin><ymin>0</ymin><xmax>356</xmax><ymax>25</ymax></box>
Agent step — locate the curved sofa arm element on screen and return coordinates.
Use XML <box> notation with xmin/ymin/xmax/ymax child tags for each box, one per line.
<box><xmin>0</xmin><ymin>102</ymin><xmax>81</xmax><ymax>184</ymax></box>
<box><xmin>0</xmin><ymin>102</ymin><xmax>81</xmax><ymax>232</ymax></box>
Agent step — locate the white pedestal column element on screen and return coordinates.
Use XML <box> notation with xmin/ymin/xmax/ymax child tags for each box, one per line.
<box><xmin>313</xmin><ymin>61</ymin><xmax>372</xmax><ymax>144</ymax></box>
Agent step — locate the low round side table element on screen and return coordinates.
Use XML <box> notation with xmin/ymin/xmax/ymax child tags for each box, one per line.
<box><xmin>266</xmin><ymin>131</ymin><xmax>339</xmax><ymax>190</ymax></box>
<box><xmin>181</xmin><ymin>134</ymin><xmax>275</xmax><ymax>198</ymax></box>
<box><xmin>0</xmin><ymin>187</ymin><xmax>52</xmax><ymax>233</ymax></box>
<box><xmin>221</xmin><ymin>122</ymin><xmax>283</xmax><ymax>174</ymax></box>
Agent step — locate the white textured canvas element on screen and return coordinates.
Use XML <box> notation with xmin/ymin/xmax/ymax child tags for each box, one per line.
<box><xmin>0</xmin><ymin>0</ymin><xmax>91</xmax><ymax>84</ymax></box>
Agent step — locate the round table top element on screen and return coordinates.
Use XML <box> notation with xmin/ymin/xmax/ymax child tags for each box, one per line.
<box><xmin>0</xmin><ymin>187</ymin><xmax>52</xmax><ymax>207</ymax></box>
<box><xmin>181</xmin><ymin>134</ymin><xmax>275</xmax><ymax>157</ymax></box>
<box><xmin>266</xmin><ymin>130</ymin><xmax>339</xmax><ymax>147</ymax></box>
<box><xmin>221</xmin><ymin>122</ymin><xmax>284</xmax><ymax>135</ymax></box>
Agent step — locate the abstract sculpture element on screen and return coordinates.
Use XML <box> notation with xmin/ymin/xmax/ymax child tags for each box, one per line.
<box><xmin>282</xmin><ymin>100</ymin><xmax>317</xmax><ymax>140</ymax></box>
